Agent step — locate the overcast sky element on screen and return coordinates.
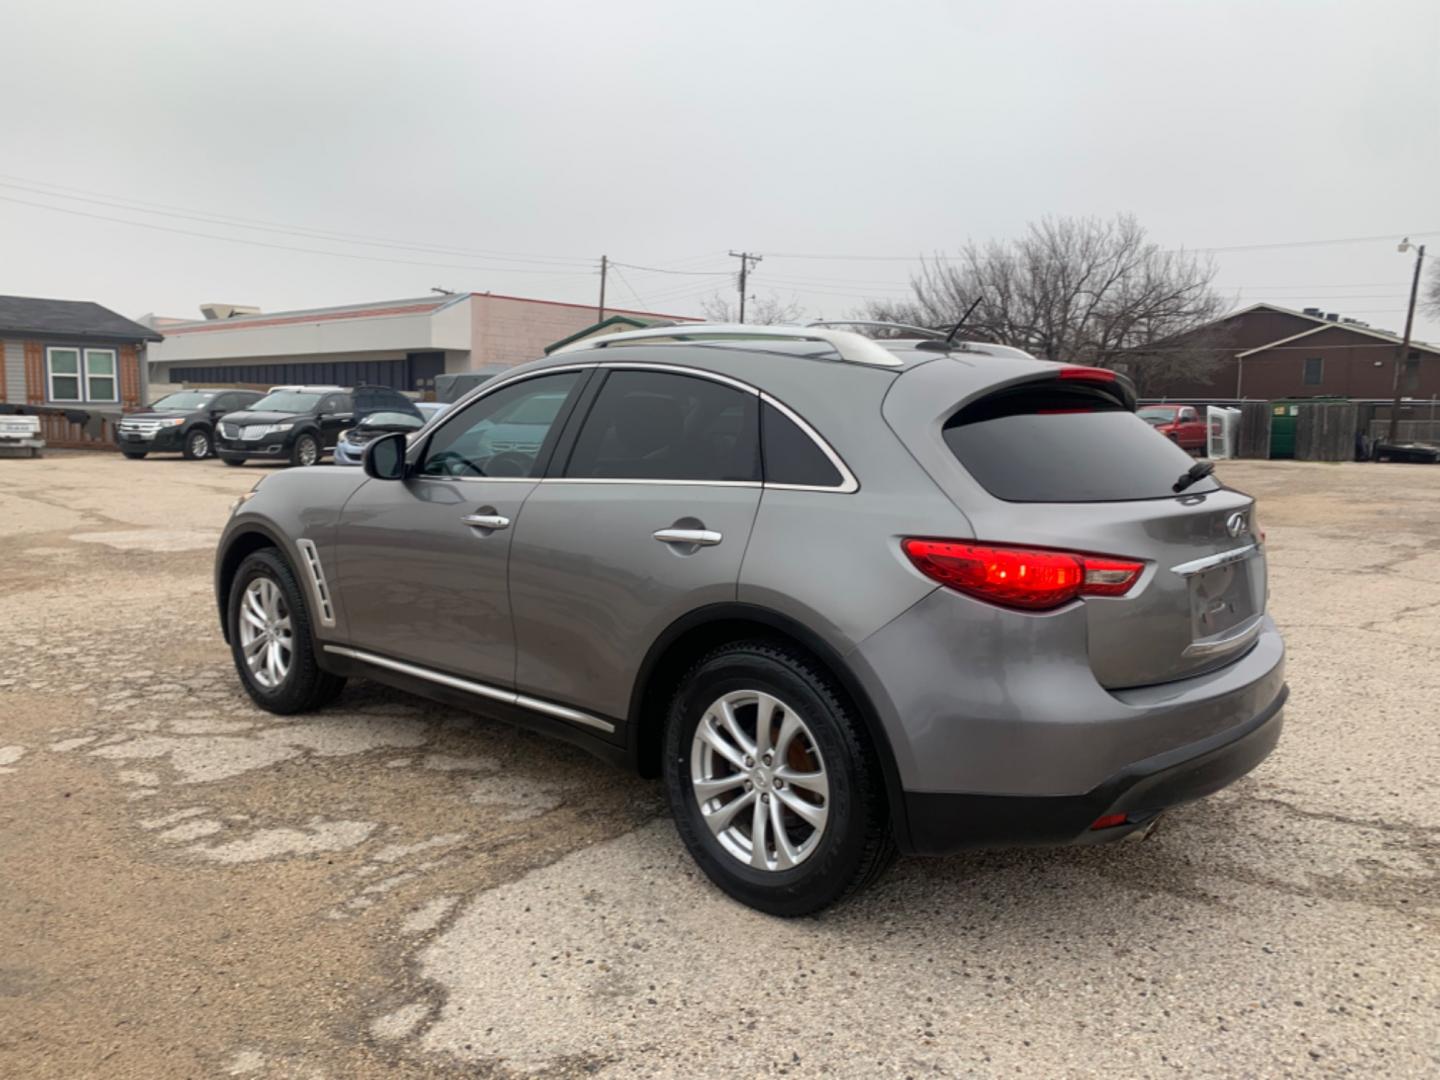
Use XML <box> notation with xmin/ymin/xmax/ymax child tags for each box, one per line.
<box><xmin>3</xmin><ymin>0</ymin><xmax>1437</xmax><ymax>339</ymax></box>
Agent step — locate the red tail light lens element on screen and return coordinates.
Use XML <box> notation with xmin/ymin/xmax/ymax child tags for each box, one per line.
<box><xmin>1058</xmin><ymin>365</ymin><xmax>1118</xmax><ymax>382</ymax></box>
<box><xmin>901</xmin><ymin>539</ymin><xmax>1144</xmax><ymax>611</ymax></box>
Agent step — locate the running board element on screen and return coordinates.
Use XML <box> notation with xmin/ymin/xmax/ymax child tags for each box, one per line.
<box><xmin>321</xmin><ymin>644</ymin><xmax>616</xmax><ymax>735</ymax></box>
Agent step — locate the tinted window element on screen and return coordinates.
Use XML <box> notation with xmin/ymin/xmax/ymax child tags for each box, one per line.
<box><xmin>564</xmin><ymin>371</ymin><xmax>759</xmax><ymax>482</ymax></box>
<box><xmin>943</xmin><ymin>386</ymin><xmax>1219</xmax><ymax>502</ymax></box>
<box><xmin>150</xmin><ymin>391</ymin><xmax>217</xmax><ymax>410</ymax></box>
<box><xmin>1303</xmin><ymin>357</ymin><xmax>1323</xmax><ymax>385</ymax></box>
<box><xmin>761</xmin><ymin>403</ymin><xmax>843</xmax><ymax>487</ymax></box>
<box><xmin>320</xmin><ymin>394</ymin><xmax>352</xmax><ymax>414</ymax></box>
<box><xmin>421</xmin><ymin>372</ymin><xmax>580</xmax><ymax>478</ymax></box>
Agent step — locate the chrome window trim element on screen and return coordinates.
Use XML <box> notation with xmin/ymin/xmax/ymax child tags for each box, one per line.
<box><xmin>758</xmin><ymin>391</ymin><xmax>859</xmax><ymax>494</ymax></box>
<box><xmin>408</xmin><ymin>358</ymin><xmax>856</xmax><ymax>494</ymax></box>
<box><xmin>411</xmin><ymin>363</ymin><xmax>596</xmax><ymax>464</ymax></box>
<box><xmin>322</xmin><ymin>645</ymin><xmax>616</xmax><ymax>734</ymax></box>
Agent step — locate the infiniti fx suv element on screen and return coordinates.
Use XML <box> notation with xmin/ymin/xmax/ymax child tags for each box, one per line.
<box><xmin>215</xmin><ymin>324</ymin><xmax>1286</xmax><ymax>915</ymax></box>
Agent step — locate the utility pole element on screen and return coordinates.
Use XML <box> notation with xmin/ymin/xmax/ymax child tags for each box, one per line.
<box><xmin>1387</xmin><ymin>240</ymin><xmax>1426</xmax><ymax>444</ymax></box>
<box><xmin>598</xmin><ymin>255</ymin><xmax>608</xmax><ymax>321</ymax></box>
<box><xmin>728</xmin><ymin>251</ymin><xmax>762</xmax><ymax>322</ymax></box>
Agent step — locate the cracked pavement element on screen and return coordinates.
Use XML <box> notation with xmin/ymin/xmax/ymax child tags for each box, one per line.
<box><xmin>1</xmin><ymin>452</ymin><xmax>1437</xmax><ymax>1078</ymax></box>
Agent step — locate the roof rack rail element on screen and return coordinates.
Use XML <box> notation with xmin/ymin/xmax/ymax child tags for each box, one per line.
<box><xmin>804</xmin><ymin>319</ymin><xmax>946</xmax><ymax>340</ymax></box>
<box><xmin>549</xmin><ymin>323</ymin><xmax>904</xmax><ymax>367</ymax></box>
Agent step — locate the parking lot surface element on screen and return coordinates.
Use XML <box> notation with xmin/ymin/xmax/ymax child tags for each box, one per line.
<box><xmin>2</xmin><ymin>452</ymin><xmax>1437</xmax><ymax>1078</ymax></box>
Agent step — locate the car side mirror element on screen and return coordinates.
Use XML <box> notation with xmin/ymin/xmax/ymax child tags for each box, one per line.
<box><xmin>364</xmin><ymin>432</ymin><xmax>408</xmax><ymax>480</ymax></box>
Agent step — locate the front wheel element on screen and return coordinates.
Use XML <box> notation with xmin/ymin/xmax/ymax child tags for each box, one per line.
<box><xmin>227</xmin><ymin>548</ymin><xmax>345</xmax><ymax>714</ymax></box>
<box><xmin>290</xmin><ymin>433</ymin><xmax>320</xmax><ymax>467</ymax></box>
<box><xmin>664</xmin><ymin>641</ymin><xmax>894</xmax><ymax>916</ymax></box>
<box><xmin>183</xmin><ymin>427</ymin><xmax>213</xmax><ymax>460</ymax></box>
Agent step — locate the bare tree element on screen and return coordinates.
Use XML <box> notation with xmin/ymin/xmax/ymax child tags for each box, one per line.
<box><xmin>864</xmin><ymin>214</ymin><xmax>1227</xmax><ymax>395</ymax></box>
<box><xmin>701</xmin><ymin>291</ymin><xmax>806</xmax><ymax>325</ymax></box>
<box><xmin>1424</xmin><ymin>261</ymin><xmax>1440</xmax><ymax>319</ymax></box>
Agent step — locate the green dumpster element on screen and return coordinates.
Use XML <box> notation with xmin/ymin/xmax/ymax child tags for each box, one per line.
<box><xmin>1270</xmin><ymin>397</ymin><xmax>1349</xmax><ymax>459</ymax></box>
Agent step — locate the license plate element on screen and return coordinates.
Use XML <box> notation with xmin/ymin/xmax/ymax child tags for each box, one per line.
<box><xmin>1190</xmin><ymin>560</ymin><xmax>1259</xmax><ymax>639</ymax></box>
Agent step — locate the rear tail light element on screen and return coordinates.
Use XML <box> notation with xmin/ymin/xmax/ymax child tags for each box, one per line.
<box><xmin>901</xmin><ymin>539</ymin><xmax>1145</xmax><ymax>611</ymax></box>
<box><xmin>1058</xmin><ymin>365</ymin><xmax>1117</xmax><ymax>382</ymax></box>
<box><xmin>1090</xmin><ymin>813</ymin><xmax>1129</xmax><ymax>830</ymax></box>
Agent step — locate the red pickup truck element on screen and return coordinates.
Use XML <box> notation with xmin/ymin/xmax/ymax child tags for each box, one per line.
<box><xmin>1137</xmin><ymin>404</ymin><xmax>1207</xmax><ymax>453</ymax></box>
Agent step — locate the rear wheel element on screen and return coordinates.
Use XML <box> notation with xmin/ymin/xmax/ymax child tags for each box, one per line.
<box><xmin>227</xmin><ymin>548</ymin><xmax>345</xmax><ymax>714</ymax></box>
<box><xmin>291</xmin><ymin>432</ymin><xmax>320</xmax><ymax>467</ymax></box>
<box><xmin>121</xmin><ymin>451</ymin><xmax>147</xmax><ymax>460</ymax></box>
<box><xmin>222</xmin><ymin>456</ymin><xmax>247</xmax><ymax>467</ymax></box>
<box><xmin>664</xmin><ymin>641</ymin><xmax>894</xmax><ymax>916</ymax></box>
<box><xmin>183</xmin><ymin>427</ymin><xmax>213</xmax><ymax>460</ymax></box>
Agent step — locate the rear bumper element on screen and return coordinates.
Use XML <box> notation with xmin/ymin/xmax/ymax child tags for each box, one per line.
<box><xmin>902</xmin><ymin>684</ymin><xmax>1286</xmax><ymax>854</ymax></box>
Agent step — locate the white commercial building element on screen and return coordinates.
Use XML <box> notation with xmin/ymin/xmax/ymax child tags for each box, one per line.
<box><xmin>144</xmin><ymin>292</ymin><xmax>693</xmax><ymax>394</ymax></box>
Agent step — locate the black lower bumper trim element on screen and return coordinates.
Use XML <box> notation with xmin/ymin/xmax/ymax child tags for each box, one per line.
<box><xmin>901</xmin><ymin>685</ymin><xmax>1288</xmax><ymax>855</ymax></box>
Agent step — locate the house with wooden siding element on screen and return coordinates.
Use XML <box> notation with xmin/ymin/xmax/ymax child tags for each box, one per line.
<box><xmin>0</xmin><ymin>295</ymin><xmax>162</xmax><ymax>449</ymax></box>
<box><xmin>1130</xmin><ymin>303</ymin><xmax>1440</xmax><ymax>401</ymax></box>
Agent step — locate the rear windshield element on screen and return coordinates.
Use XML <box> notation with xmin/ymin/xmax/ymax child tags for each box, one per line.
<box><xmin>943</xmin><ymin>385</ymin><xmax>1219</xmax><ymax>502</ymax></box>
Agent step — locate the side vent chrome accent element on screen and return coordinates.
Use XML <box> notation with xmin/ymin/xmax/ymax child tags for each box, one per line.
<box><xmin>296</xmin><ymin>539</ymin><xmax>336</xmax><ymax>627</ymax></box>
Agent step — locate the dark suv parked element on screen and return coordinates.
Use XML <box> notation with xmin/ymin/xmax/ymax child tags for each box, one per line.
<box><xmin>117</xmin><ymin>389</ymin><xmax>264</xmax><ymax>460</ymax></box>
<box><xmin>216</xmin><ymin>386</ymin><xmax>356</xmax><ymax>468</ymax></box>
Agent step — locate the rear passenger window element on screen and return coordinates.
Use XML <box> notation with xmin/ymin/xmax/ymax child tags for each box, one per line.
<box><xmin>943</xmin><ymin>385</ymin><xmax>1219</xmax><ymax>502</ymax></box>
<box><xmin>761</xmin><ymin>403</ymin><xmax>843</xmax><ymax>488</ymax></box>
<box><xmin>564</xmin><ymin>371</ymin><xmax>759</xmax><ymax>482</ymax></box>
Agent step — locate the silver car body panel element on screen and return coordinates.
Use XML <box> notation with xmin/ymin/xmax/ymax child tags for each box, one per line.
<box><xmin>217</xmin><ymin>337</ymin><xmax>1286</xmax><ymax>814</ymax></box>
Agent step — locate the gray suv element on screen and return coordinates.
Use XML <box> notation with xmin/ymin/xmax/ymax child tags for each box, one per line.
<box><xmin>215</xmin><ymin>324</ymin><xmax>1286</xmax><ymax>915</ymax></box>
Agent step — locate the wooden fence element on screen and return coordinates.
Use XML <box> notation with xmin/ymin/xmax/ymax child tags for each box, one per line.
<box><xmin>1294</xmin><ymin>402</ymin><xmax>1359</xmax><ymax>462</ymax></box>
<box><xmin>35</xmin><ymin>412</ymin><xmax>121</xmax><ymax>451</ymax></box>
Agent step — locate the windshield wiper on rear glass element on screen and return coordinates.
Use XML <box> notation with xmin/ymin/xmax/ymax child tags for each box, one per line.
<box><xmin>1172</xmin><ymin>460</ymin><xmax>1215</xmax><ymax>493</ymax></box>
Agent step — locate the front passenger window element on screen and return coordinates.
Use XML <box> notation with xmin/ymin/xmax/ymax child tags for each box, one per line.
<box><xmin>420</xmin><ymin>371</ymin><xmax>580</xmax><ymax>478</ymax></box>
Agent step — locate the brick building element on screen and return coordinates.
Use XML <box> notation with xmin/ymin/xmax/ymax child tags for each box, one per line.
<box><xmin>145</xmin><ymin>292</ymin><xmax>697</xmax><ymax>395</ymax></box>
<box><xmin>1134</xmin><ymin>303</ymin><xmax>1440</xmax><ymax>400</ymax></box>
<box><xmin>0</xmin><ymin>295</ymin><xmax>162</xmax><ymax>448</ymax></box>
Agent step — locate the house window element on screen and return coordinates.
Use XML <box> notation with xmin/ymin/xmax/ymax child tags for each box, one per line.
<box><xmin>46</xmin><ymin>346</ymin><xmax>118</xmax><ymax>403</ymax></box>
<box><xmin>1303</xmin><ymin>357</ymin><xmax>1323</xmax><ymax>386</ymax></box>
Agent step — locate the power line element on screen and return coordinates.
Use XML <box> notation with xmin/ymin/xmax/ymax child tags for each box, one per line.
<box><xmin>761</xmin><ymin>229</ymin><xmax>1440</xmax><ymax>262</ymax></box>
<box><xmin>0</xmin><ymin>192</ymin><xmax>602</xmax><ymax>278</ymax></box>
<box><xmin>608</xmin><ymin>260</ymin><xmax>732</xmax><ymax>276</ymax></box>
<box><xmin>0</xmin><ymin>174</ymin><xmax>596</xmax><ymax>267</ymax></box>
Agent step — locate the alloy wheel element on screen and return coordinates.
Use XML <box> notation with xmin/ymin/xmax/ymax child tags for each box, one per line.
<box><xmin>189</xmin><ymin>430</ymin><xmax>211</xmax><ymax>458</ymax></box>
<box><xmin>297</xmin><ymin>437</ymin><xmax>319</xmax><ymax>466</ymax></box>
<box><xmin>238</xmin><ymin>577</ymin><xmax>294</xmax><ymax>689</ymax></box>
<box><xmin>689</xmin><ymin>689</ymin><xmax>830</xmax><ymax>871</ymax></box>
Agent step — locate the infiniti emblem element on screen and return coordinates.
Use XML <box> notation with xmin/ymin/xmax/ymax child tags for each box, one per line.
<box><xmin>1226</xmin><ymin>512</ymin><xmax>1247</xmax><ymax>538</ymax></box>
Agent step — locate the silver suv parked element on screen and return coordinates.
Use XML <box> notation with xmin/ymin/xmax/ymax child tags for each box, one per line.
<box><xmin>215</xmin><ymin>324</ymin><xmax>1286</xmax><ymax>915</ymax></box>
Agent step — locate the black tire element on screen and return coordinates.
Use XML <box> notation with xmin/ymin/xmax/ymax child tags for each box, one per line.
<box><xmin>290</xmin><ymin>432</ymin><xmax>320</xmax><ymax>468</ymax></box>
<box><xmin>227</xmin><ymin>548</ymin><xmax>345</xmax><ymax>714</ymax></box>
<box><xmin>182</xmin><ymin>426</ymin><xmax>213</xmax><ymax>460</ymax></box>
<box><xmin>122</xmin><ymin>451</ymin><xmax>147</xmax><ymax>460</ymax></box>
<box><xmin>664</xmin><ymin>640</ymin><xmax>895</xmax><ymax>917</ymax></box>
<box><xmin>222</xmin><ymin>457</ymin><xmax>247</xmax><ymax>467</ymax></box>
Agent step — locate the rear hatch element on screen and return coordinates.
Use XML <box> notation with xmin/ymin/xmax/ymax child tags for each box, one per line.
<box><xmin>886</xmin><ymin>360</ymin><xmax>1266</xmax><ymax>689</ymax></box>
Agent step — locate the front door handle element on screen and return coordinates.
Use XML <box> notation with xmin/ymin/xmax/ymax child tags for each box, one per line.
<box><xmin>653</xmin><ymin>528</ymin><xmax>722</xmax><ymax>547</ymax></box>
<box><xmin>462</xmin><ymin>512</ymin><xmax>510</xmax><ymax>530</ymax></box>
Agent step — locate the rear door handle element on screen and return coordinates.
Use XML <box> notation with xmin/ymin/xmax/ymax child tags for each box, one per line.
<box><xmin>462</xmin><ymin>513</ymin><xmax>510</xmax><ymax>530</ymax></box>
<box><xmin>653</xmin><ymin>528</ymin><xmax>722</xmax><ymax>546</ymax></box>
